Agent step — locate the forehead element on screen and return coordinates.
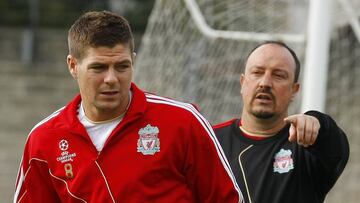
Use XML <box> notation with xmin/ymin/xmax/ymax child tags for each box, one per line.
<box><xmin>82</xmin><ymin>43</ymin><xmax>133</xmax><ymax>61</ymax></box>
<box><xmin>245</xmin><ymin>44</ymin><xmax>296</xmax><ymax>73</ymax></box>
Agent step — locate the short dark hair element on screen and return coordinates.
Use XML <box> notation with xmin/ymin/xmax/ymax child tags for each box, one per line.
<box><xmin>244</xmin><ymin>41</ymin><xmax>301</xmax><ymax>83</ymax></box>
<box><xmin>68</xmin><ymin>10</ymin><xmax>134</xmax><ymax>60</ymax></box>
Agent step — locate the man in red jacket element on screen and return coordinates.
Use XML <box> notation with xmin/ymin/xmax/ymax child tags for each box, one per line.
<box><xmin>14</xmin><ymin>11</ymin><xmax>243</xmax><ymax>203</ymax></box>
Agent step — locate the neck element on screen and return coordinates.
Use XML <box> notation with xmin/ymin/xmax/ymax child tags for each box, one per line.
<box><xmin>83</xmin><ymin>108</ymin><xmax>126</xmax><ymax>124</ymax></box>
<box><xmin>240</xmin><ymin>111</ymin><xmax>287</xmax><ymax>137</ymax></box>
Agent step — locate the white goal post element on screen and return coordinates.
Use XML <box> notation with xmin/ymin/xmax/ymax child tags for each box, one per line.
<box><xmin>183</xmin><ymin>0</ymin><xmax>359</xmax><ymax>113</ymax></box>
<box><xmin>135</xmin><ymin>0</ymin><xmax>360</xmax><ymax>122</ymax></box>
<box><xmin>183</xmin><ymin>0</ymin><xmax>305</xmax><ymax>43</ymax></box>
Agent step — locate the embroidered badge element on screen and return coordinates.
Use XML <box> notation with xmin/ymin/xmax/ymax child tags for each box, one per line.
<box><xmin>59</xmin><ymin>139</ymin><xmax>69</xmax><ymax>151</ymax></box>
<box><xmin>56</xmin><ymin>139</ymin><xmax>77</xmax><ymax>164</ymax></box>
<box><xmin>137</xmin><ymin>124</ymin><xmax>160</xmax><ymax>155</ymax></box>
<box><xmin>273</xmin><ymin>149</ymin><xmax>294</xmax><ymax>174</ymax></box>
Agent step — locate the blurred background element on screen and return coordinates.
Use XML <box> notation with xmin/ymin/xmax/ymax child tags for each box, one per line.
<box><xmin>1</xmin><ymin>0</ymin><xmax>359</xmax><ymax>202</ymax></box>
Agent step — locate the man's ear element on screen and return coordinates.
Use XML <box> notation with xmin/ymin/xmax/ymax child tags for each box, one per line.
<box><xmin>291</xmin><ymin>83</ymin><xmax>300</xmax><ymax>101</ymax></box>
<box><xmin>67</xmin><ymin>55</ymin><xmax>78</xmax><ymax>79</ymax></box>
<box><xmin>132</xmin><ymin>52</ymin><xmax>136</xmax><ymax>65</ymax></box>
<box><xmin>240</xmin><ymin>73</ymin><xmax>245</xmax><ymax>94</ymax></box>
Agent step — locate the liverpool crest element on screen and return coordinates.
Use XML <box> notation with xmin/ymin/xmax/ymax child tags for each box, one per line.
<box><xmin>137</xmin><ymin>124</ymin><xmax>160</xmax><ymax>155</ymax></box>
<box><xmin>273</xmin><ymin>149</ymin><xmax>294</xmax><ymax>174</ymax></box>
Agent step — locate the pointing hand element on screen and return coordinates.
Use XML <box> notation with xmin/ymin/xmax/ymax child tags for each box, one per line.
<box><xmin>284</xmin><ymin>114</ymin><xmax>320</xmax><ymax>147</ymax></box>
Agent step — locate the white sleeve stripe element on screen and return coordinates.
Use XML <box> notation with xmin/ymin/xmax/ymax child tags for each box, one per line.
<box><xmin>146</xmin><ymin>94</ymin><xmax>231</xmax><ymax>167</ymax></box>
<box><xmin>16</xmin><ymin>190</ymin><xmax>26</xmax><ymax>203</ymax></box>
<box><xmin>145</xmin><ymin>94</ymin><xmax>234</xmax><ymax>175</ymax></box>
<box><xmin>146</xmin><ymin>94</ymin><xmax>244</xmax><ymax>202</ymax></box>
<box><xmin>29</xmin><ymin>106</ymin><xmax>65</xmax><ymax>136</ymax></box>
<box><xmin>15</xmin><ymin>157</ymin><xmax>87</xmax><ymax>203</ymax></box>
<box><xmin>14</xmin><ymin>107</ymin><xmax>65</xmax><ymax>203</ymax></box>
<box><xmin>13</xmin><ymin>165</ymin><xmax>24</xmax><ymax>203</ymax></box>
<box><xmin>146</xmin><ymin>97</ymin><xmax>234</xmax><ymax>181</ymax></box>
<box><xmin>146</xmin><ymin>98</ymin><xmax>243</xmax><ymax>202</ymax></box>
<box><xmin>14</xmin><ymin>158</ymin><xmax>46</xmax><ymax>203</ymax></box>
<box><xmin>146</xmin><ymin>96</ymin><xmax>243</xmax><ymax>202</ymax></box>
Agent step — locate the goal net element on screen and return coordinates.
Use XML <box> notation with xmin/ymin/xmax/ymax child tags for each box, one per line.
<box><xmin>134</xmin><ymin>0</ymin><xmax>308</xmax><ymax>123</ymax></box>
<box><xmin>134</xmin><ymin>0</ymin><xmax>360</xmax><ymax>202</ymax></box>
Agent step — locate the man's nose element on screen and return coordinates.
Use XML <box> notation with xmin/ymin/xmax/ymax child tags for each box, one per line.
<box><xmin>104</xmin><ymin>69</ymin><xmax>117</xmax><ymax>83</ymax></box>
<box><xmin>259</xmin><ymin>73</ymin><xmax>272</xmax><ymax>88</ymax></box>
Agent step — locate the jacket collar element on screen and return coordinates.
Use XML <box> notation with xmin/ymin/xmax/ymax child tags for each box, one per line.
<box><xmin>58</xmin><ymin>82</ymin><xmax>147</xmax><ymax>135</ymax></box>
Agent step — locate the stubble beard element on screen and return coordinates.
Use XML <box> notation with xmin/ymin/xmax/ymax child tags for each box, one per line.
<box><xmin>249</xmin><ymin>98</ymin><xmax>276</xmax><ymax>119</ymax></box>
<box><xmin>250</xmin><ymin>87</ymin><xmax>276</xmax><ymax>119</ymax></box>
<box><xmin>251</xmin><ymin>109</ymin><xmax>275</xmax><ymax>119</ymax></box>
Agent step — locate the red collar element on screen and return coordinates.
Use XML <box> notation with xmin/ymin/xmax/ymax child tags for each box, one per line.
<box><xmin>239</xmin><ymin>120</ymin><xmax>267</xmax><ymax>141</ymax></box>
<box><xmin>58</xmin><ymin>83</ymin><xmax>147</xmax><ymax>136</ymax></box>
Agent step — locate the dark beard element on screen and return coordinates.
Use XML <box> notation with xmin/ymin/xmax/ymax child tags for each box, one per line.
<box><xmin>250</xmin><ymin>87</ymin><xmax>275</xmax><ymax>119</ymax></box>
<box><xmin>252</xmin><ymin>111</ymin><xmax>274</xmax><ymax>119</ymax></box>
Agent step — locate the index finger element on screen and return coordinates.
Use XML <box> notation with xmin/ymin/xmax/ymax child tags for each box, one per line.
<box><xmin>284</xmin><ymin>115</ymin><xmax>299</xmax><ymax>124</ymax></box>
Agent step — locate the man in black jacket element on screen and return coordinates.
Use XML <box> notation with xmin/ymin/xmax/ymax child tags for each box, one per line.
<box><xmin>214</xmin><ymin>41</ymin><xmax>349</xmax><ymax>203</ymax></box>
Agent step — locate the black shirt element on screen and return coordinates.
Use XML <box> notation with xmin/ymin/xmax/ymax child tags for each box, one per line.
<box><xmin>214</xmin><ymin>111</ymin><xmax>349</xmax><ymax>203</ymax></box>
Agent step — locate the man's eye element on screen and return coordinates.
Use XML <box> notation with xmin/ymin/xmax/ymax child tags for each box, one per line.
<box><xmin>274</xmin><ymin>73</ymin><xmax>287</xmax><ymax>79</ymax></box>
<box><xmin>91</xmin><ymin>66</ymin><xmax>102</xmax><ymax>69</ymax></box>
<box><xmin>116</xmin><ymin>64</ymin><xmax>130</xmax><ymax>71</ymax></box>
<box><xmin>88</xmin><ymin>65</ymin><xmax>105</xmax><ymax>72</ymax></box>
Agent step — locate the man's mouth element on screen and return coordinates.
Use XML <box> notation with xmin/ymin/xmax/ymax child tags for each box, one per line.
<box><xmin>101</xmin><ymin>91</ymin><xmax>118</xmax><ymax>95</ymax></box>
<box><xmin>255</xmin><ymin>94</ymin><xmax>272</xmax><ymax>101</ymax></box>
<box><xmin>254</xmin><ymin>92</ymin><xmax>275</xmax><ymax>104</ymax></box>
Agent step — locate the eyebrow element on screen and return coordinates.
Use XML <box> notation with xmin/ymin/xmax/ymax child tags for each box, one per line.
<box><xmin>116</xmin><ymin>59</ymin><xmax>132</xmax><ymax>64</ymax></box>
<box><xmin>273</xmin><ymin>69</ymin><xmax>288</xmax><ymax>73</ymax></box>
<box><xmin>87</xmin><ymin>62</ymin><xmax>106</xmax><ymax>67</ymax></box>
<box><xmin>248</xmin><ymin>66</ymin><xmax>265</xmax><ymax>71</ymax></box>
<box><xmin>88</xmin><ymin>59</ymin><xmax>132</xmax><ymax>66</ymax></box>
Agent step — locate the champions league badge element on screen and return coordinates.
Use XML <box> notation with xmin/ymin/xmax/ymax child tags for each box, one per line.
<box><xmin>59</xmin><ymin>139</ymin><xmax>69</xmax><ymax>151</ymax></box>
<box><xmin>137</xmin><ymin>124</ymin><xmax>160</xmax><ymax>155</ymax></box>
<box><xmin>57</xmin><ymin>139</ymin><xmax>77</xmax><ymax>164</ymax></box>
<box><xmin>273</xmin><ymin>149</ymin><xmax>294</xmax><ymax>174</ymax></box>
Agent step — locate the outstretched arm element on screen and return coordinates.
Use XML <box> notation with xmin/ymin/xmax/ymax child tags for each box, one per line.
<box><xmin>284</xmin><ymin>111</ymin><xmax>349</xmax><ymax>194</ymax></box>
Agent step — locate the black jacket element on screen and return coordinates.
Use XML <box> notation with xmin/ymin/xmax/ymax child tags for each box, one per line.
<box><xmin>214</xmin><ymin>111</ymin><xmax>349</xmax><ymax>203</ymax></box>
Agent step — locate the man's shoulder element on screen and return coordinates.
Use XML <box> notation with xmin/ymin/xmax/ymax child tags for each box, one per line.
<box><xmin>28</xmin><ymin>107</ymin><xmax>66</xmax><ymax>141</ymax></box>
<box><xmin>213</xmin><ymin>119</ymin><xmax>238</xmax><ymax>130</ymax></box>
<box><xmin>145</xmin><ymin>93</ymin><xmax>199</xmax><ymax>115</ymax></box>
<box><xmin>29</xmin><ymin>95</ymin><xmax>80</xmax><ymax>138</ymax></box>
<box><xmin>213</xmin><ymin>119</ymin><xmax>239</xmax><ymax>142</ymax></box>
<box><xmin>22</xmin><ymin>106</ymin><xmax>72</xmax><ymax>160</ymax></box>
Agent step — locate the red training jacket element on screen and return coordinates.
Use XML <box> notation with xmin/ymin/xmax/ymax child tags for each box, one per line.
<box><xmin>14</xmin><ymin>83</ymin><xmax>243</xmax><ymax>203</ymax></box>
